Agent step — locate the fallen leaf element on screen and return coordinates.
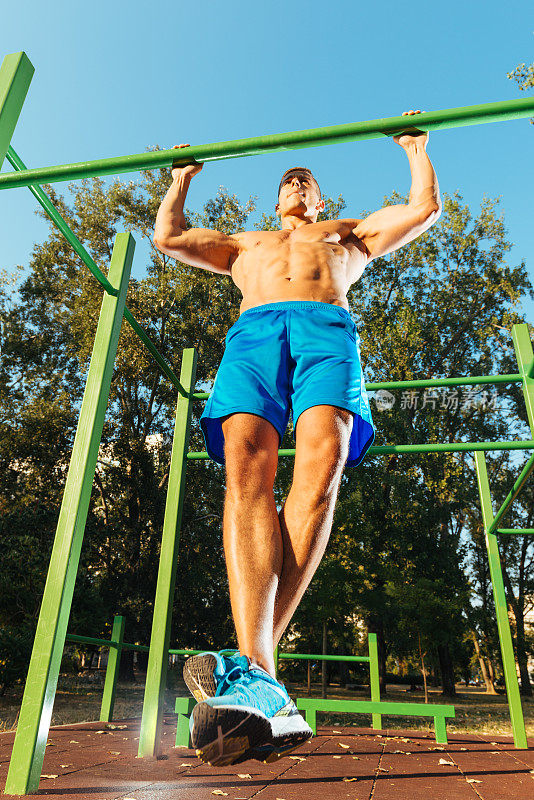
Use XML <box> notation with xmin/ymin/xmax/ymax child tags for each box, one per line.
<box><xmin>352</xmin><ymin>755</ymin><xmax>360</xmax><ymax>759</ymax></box>
<box><xmin>377</xmin><ymin>767</ymin><xmax>389</xmax><ymax>772</ymax></box>
<box><xmin>405</xmin><ymin>752</ymin><xmax>412</xmax><ymax>755</ymax></box>
<box><xmin>179</xmin><ymin>763</ymin><xmax>191</xmax><ymax>767</ymax></box>
<box><xmin>95</xmin><ymin>730</ymin><xmax>109</xmax><ymax>735</ymax></box>
<box><xmin>343</xmin><ymin>777</ymin><xmax>358</xmax><ymax>782</ymax></box>
<box><xmin>460</xmin><ymin>747</ymin><xmax>467</xmax><ymax>751</ymax></box>
<box><xmin>338</xmin><ymin>743</ymin><xmax>350</xmax><ymax>749</ymax></box>
<box><xmin>108</xmin><ymin>750</ymin><xmax>121</xmax><ymax>755</ymax></box>
<box><xmin>60</xmin><ymin>764</ymin><xmax>72</xmax><ymax>768</ymax></box>
<box><xmin>237</xmin><ymin>774</ymin><xmax>252</xmax><ymax>779</ymax></box>
<box><xmin>289</xmin><ymin>755</ymin><xmax>305</xmax><ymax>761</ymax></box>
<box><xmin>40</xmin><ymin>774</ymin><xmax>58</xmax><ymax>779</ymax></box>
<box><xmin>69</xmin><ymin>740</ymin><xmax>79</xmax><ymax>744</ymax></box>
<box><xmin>211</xmin><ymin>792</ymin><xmax>228</xmax><ymax>797</ymax></box>
<box><xmin>333</xmin><ymin>755</ymin><xmax>342</xmax><ymax>759</ymax></box>
<box><xmin>438</xmin><ymin>758</ymin><xmax>454</xmax><ymax>766</ymax></box>
<box><xmin>466</xmin><ymin>779</ymin><xmax>482</xmax><ymax>784</ymax></box>
<box><xmin>393</xmin><ymin>750</ymin><xmax>404</xmax><ymax>754</ymax></box>
<box><xmin>431</xmin><ymin>746</ymin><xmax>445</xmax><ymax>751</ymax></box>
<box><xmin>45</xmin><ymin>741</ymin><xmax>55</xmax><ymax>746</ymax></box>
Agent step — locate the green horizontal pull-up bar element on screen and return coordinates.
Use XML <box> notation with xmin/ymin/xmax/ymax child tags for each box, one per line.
<box><xmin>1</xmin><ymin>97</ymin><xmax>533</xmax><ymax>190</ymax></box>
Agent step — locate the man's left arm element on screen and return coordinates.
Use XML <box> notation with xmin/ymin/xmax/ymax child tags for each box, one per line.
<box><xmin>353</xmin><ymin>110</ymin><xmax>442</xmax><ymax>262</ymax></box>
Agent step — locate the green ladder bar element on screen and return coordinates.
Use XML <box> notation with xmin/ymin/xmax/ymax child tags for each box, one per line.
<box><xmin>368</xmin><ymin>633</ymin><xmax>382</xmax><ymax>729</ymax></box>
<box><xmin>99</xmin><ymin>615</ymin><xmax>125</xmax><ymax>722</ymax></box>
<box><xmin>4</xmin><ymin>233</ymin><xmax>135</xmax><ymax>795</ymax></box>
<box><xmin>138</xmin><ymin>348</ymin><xmax>198</xmax><ymax>758</ymax></box>
<box><xmin>474</xmin><ymin>451</ymin><xmax>528</xmax><ymax>749</ymax></box>
<box><xmin>0</xmin><ymin>52</ymin><xmax>33</xmax><ymax>169</ymax></box>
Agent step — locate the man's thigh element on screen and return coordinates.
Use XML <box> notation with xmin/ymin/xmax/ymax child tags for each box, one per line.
<box><xmin>222</xmin><ymin>412</ymin><xmax>280</xmax><ymax>489</ymax></box>
<box><xmin>293</xmin><ymin>405</ymin><xmax>353</xmax><ymax>496</ymax></box>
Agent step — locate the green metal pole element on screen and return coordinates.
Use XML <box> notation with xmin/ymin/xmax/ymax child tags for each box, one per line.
<box><xmin>187</xmin><ymin>438</ymin><xmax>534</xmax><ymax>461</ymax></box>
<box><xmin>1</xmin><ymin>97</ymin><xmax>534</xmax><ymax>189</ymax></box>
<box><xmin>0</xmin><ymin>52</ymin><xmax>33</xmax><ymax>169</ymax></box>
<box><xmin>474</xmin><ymin>451</ymin><xmax>527</xmax><ymax>749</ymax></box>
<box><xmin>4</xmin><ymin>233</ymin><xmax>135</xmax><ymax>795</ymax></box>
<box><xmin>512</xmin><ymin>323</ymin><xmax>534</xmax><ymax>435</ymax></box>
<box><xmin>497</xmin><ymin>528</ymin><xmax>534</xmax><ymax>535</ymax></box>
<box><xmin>99</xmin><ymin>615</ymin><xmax>125</xmax><ymax>723</ymax></box>
<box><xmin>368</xmin><ymin>633</ymin><xmax>382</xmax><ymax>730</ymax></box>
<box><xmin>138</xmin><ymin>347</ymin><xmax>198</xmax><ymax>758</ymax></box>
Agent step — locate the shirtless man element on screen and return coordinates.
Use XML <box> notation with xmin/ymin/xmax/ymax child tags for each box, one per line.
<box><xmin>153</xmin><ymin>110</ymin><xmax>441</xmax><ymax>767</ymax></box>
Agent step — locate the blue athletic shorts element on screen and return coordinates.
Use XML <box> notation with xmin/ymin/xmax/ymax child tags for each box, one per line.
<box><xmin>200</xmin><ymin>300</ymin><xmax>375</xmax><ymax>468</ymax></box>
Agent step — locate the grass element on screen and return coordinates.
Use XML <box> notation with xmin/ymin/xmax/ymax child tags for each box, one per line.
<box><xmin>1</xmin><ymin>673</ymin><xmax>533</xmax><ymax>738</ymax></box>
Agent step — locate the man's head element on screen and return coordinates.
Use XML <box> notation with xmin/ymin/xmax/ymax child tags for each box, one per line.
<box><xmin>276</xmin><ymin>167</ymin><xmax>325</xmax><ymax>223</ymax></box>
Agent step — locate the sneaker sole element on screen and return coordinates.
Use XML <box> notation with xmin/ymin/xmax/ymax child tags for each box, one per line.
<box><xmin>183</xmin><ymin>654</ymin><xmax>218</xmax><ymax>702</ymax></box>
<box><xmin>190</xmin><ymin>702</ymin><xmax>313</xmax><ymax>767</ymax></box>
<box><xmin>191</xmin><ymin>703</ymin><xmax>271</xmax><ymax>767</ymax></box>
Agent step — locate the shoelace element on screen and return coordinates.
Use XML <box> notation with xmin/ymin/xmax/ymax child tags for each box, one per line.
<box><xmin>215</xmin><ymin>664</ymin><xmax>247</xmax><ymax>696</ymax></box>
<box><xmin>214</xmin><ymin>664</ymin><xmax>288</xmax><ymax>708</ymax></box>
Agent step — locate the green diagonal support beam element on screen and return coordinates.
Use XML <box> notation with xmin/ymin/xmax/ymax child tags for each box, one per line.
<box><xmin>474</xmin><ymin>451</ymin><xmax>527</xmax><ymax>749</ymax></box>
<box><xmin>5</xmin><ymin>146</ymin><xmax>188</xmax><ymax>398</ymax></box>
<box><xmin>1</xmin><ymin>97</ymin><xmax>534</xmax><ymax>189</ymax></box>
<box><xmin>138</xmin><ymin>347</ymin><xmax>198</xmax><ymax>758</ymax></box>
<box><xmin>4</xmin><ymin>233</ymin><xmax>135</xmax><ymax>795</ymax></box>
<box><xmin>0</xmin><ymin>52</ymin><xmax>33</xmax><ymax>169</ymax></box>
<box><xmin>488</xmin><ymin>451</ymin><xmax>534</xmax><ymax>534</ymax></box>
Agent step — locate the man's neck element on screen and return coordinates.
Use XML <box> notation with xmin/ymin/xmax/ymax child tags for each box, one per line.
<box><xmin>280</xmin><ymin>214</ymin><xmax>315</xmax><ymax>231</ymax></box>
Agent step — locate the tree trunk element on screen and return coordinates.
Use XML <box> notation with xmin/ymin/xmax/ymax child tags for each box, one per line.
<box><xmin>471</xmin><ymin>630</ymin><xmax>498</xmax><ymax>694</ymax></box>
<box><xmin>119</xmin><ymin>649</ymin><xmax>136</xmax><ymax>683</ymax></box>
<box><xmin>418</xmin><ymin>633</ymin><xmax>428</xmax><ymax>704</ymax></box>
<box><xmin>321</xmin><ymin>621</ymin><xmax>327</xmax><ymax>699</ymax></box>
<box><xmin>437</xmin><ymin>643</ymin><xmax>457</xmax><ymax>697</ymax></box>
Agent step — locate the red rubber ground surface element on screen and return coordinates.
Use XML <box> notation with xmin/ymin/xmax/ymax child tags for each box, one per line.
<box><xmin>1</xmin><ymin>717</ymin><xmax>533</xmax><ymax>799</ymax></box>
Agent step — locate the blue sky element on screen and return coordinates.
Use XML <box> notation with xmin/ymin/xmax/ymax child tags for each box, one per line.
<box><xmin>1</xmin><ymin>0</ymin><xmax>532</xmax><ymax>323</ymax></box>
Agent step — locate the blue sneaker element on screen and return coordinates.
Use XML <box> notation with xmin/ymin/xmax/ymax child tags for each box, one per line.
<box><xmin>190</xmin><ymin>661</ymin><xmax>312</xmax><ymax>767</ymax></box>
<box><xmin>183</xmin><ymin>649</ymin><xmax>249</xmax><ymax>702</ymax></box>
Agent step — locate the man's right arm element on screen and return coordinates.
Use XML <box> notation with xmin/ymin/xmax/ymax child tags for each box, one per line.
<box><xmin>153</xmin><ymin>145</ymin><xmax>241</xmax><ymax>275</ymax></box>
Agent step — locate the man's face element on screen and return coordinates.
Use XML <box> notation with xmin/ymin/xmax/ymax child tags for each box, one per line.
<box><xmin>276</xmin><ymin>170</ymin><xmax>324</xmax><ymax>221</ymax></box>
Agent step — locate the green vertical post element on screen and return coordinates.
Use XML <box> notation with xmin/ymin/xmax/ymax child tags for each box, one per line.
<box><xmin>0</xmin><ymin>52</ymin><xmax>34</xmax><ymax>169</ymax></box>
<box><xmin>4</xmin><ymin>233</ymin><xmax>135</xmax><ymax>795</ymax></box>
<box><xmin>138</xmin><ymin>348</ymin><xmax>198</xmax><ymax>758</ymax></box>
<box><xmin>474</xmin><ymin>451</ymin><xmax>527</xmax><ymax>749</ymax></box>
<box><xmin>512</xmin><ymin>323</ymin><xmax>534</xmax><ymax>435</ymax></box>
<box><xmin>99</xmin><ymin>615</ymin><xmax>125</xmax><ymax>722</ymax></box>
<box><xmin>273</xmin><ymin>644</ymin><xmax>279</xmax><ymax>678</ymax></box>
<box><xmin>368</xmin><ymin>633</ymin><xmax>382</xmax><ymax>730</ymax></box>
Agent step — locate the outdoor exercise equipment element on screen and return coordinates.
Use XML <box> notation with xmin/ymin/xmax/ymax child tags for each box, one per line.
<box><xmin>1</xmin><ymin>50</ymin><xmax>533</xmax><ymax>795</ymax></box>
